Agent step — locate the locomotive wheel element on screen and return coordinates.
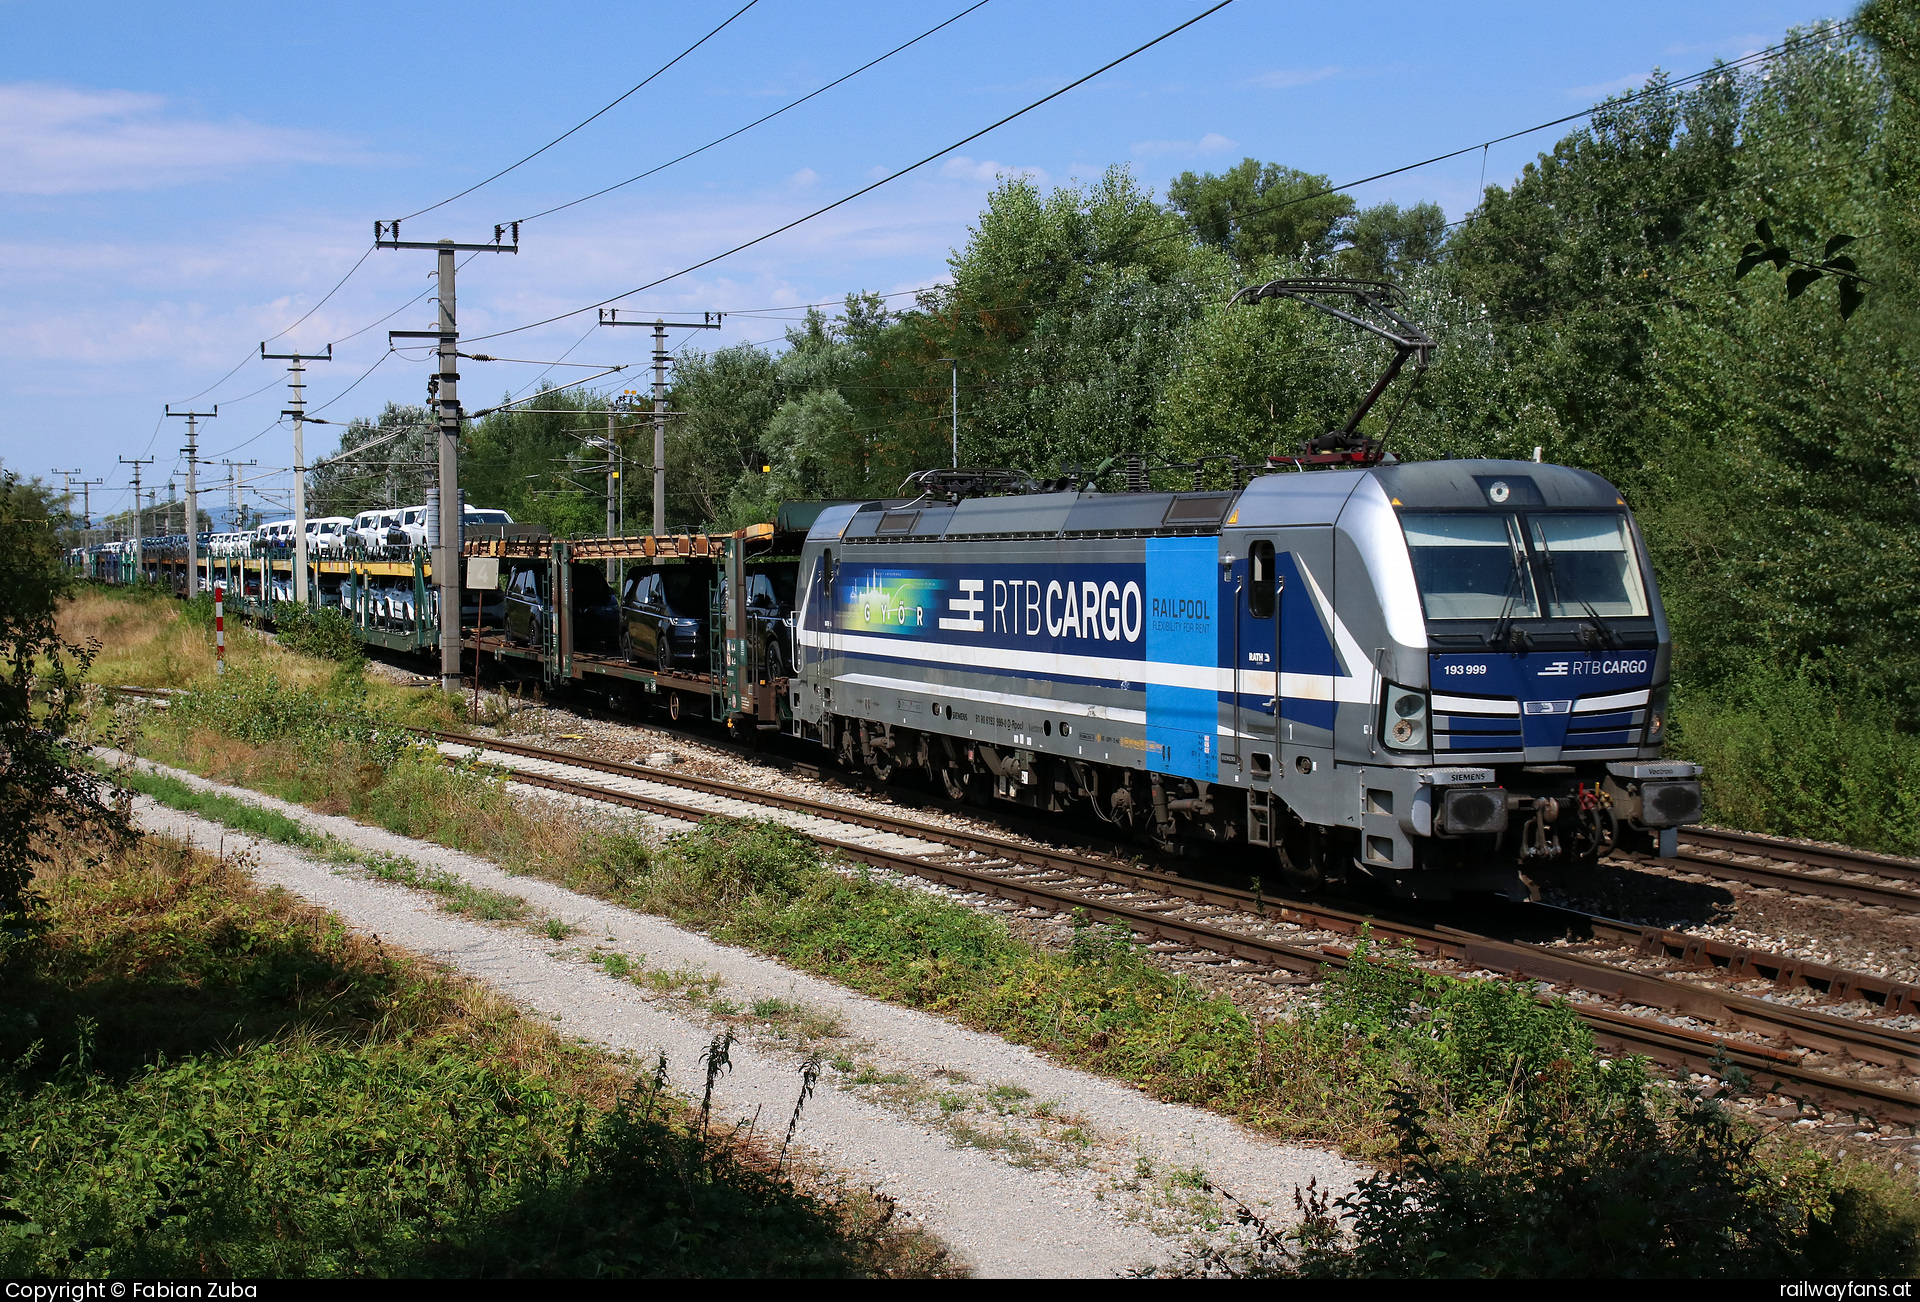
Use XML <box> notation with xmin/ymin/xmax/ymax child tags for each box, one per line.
<box><xmin>1277</xmin><ymin>817</ymin><xmax>1330</xmax><ymax>893</ymax></box>
<box><xmin>869</xmin><ymin>749</ymin><xmax>896</xmax><ymax>783</ymax></box>
<box><xmin>939</xmin><ymin>765</ymin><xmax>969</xmax><ymax>800</ymax></box>
<box><xmin>836</xmin><ymin>722</ymin><xmax>860</xmax><ymax>770</ymax></box>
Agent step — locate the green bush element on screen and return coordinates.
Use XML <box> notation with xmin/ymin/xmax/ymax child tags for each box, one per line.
<box><xmin>1312</xmin><ymin>936</ymin><xmax>1632</xmax><ymax>1111</ymax></box>
<box><xmin>654</xmin><ymin>819</ymin><xmax>820</xmax><ymax>910</ymax></box>
<box><xmin>0</xmin><ymin>832</ymin><xmax>944</xmax><ymax>1279</ymax></box>
<box><xmin>0</xmin><ymin>1047</ymin><xmax>879</xmax><ymax>1278</ymax></box>
<box><xmin>167</xmin><ymin>665</ymin><xmax>409</xmax><ymax>762</ymax></box>
<box><xmin>276</xmin><ymin>605</ymin><xmax>364</xmax><ymax>664</ymax></box>
<box><xmin>1671</xmin><ymin>660</ymin><xmax>1920</xmax><ymax>855</ymax></box>
<box><xmin>1172</xmin><ymin>943</ymin><xmax>1920</xmax><ymax>1278</ymax></box>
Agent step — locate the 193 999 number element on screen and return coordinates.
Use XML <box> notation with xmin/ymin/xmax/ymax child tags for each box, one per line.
<box><xmin>1443</xmin><ymin>664</ymin><xmax>1488</xmax><ymax>676</ymax></box>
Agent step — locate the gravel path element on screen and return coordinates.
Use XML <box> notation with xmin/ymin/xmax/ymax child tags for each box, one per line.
<box><xmin>118</xmin><ymin>755</ymin><xmax>1363</xmax><ymax>1277</ymax></box>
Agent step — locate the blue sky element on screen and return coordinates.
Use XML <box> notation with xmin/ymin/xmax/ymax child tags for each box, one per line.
<box><xmin>0</xmin><ymin>0</ymin><xmax>1842</xmax><ymax>525</ymax></box>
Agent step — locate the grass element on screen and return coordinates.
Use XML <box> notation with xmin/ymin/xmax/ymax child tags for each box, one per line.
<box><xmin>108</xmin><ymin>762</ymin><xmax>531</xmax><ymax>923</ymax></box>
<box><xmin>359</xmin><ymin>851</ymin><xmax>529</xmax><ymax>921</ymax></box>
<box><xmin>61</xmin><ymin>583</ymin><xmax>461</xmax><ymax>731</ymax></box>
<box><xmin>94</xmin><ymin>601</ymin><xmax>1920</xmax><ymax>1277</ymax></box>
<box><xmin>0</xmin><ymin>828</ymin><xmax>955</xmax><ymax>1278</ymax></box>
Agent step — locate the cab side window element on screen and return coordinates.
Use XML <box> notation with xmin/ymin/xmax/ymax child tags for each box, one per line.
<box><xmin>1248</xmin><ymin>541</ymin><xmax>1277</xmax><ymax>619</ymax></box>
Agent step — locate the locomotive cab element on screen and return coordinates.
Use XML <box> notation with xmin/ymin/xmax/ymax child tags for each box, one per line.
<box><xmin>1317</xmin><ymin>459</ymin><xmax>1702</xmax><ymax>897</ymax></box>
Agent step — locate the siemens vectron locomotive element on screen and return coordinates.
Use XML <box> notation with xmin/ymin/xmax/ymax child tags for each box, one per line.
<box><xmin>788</xmin><ymin>459</ymin><xmax>1703</xmax><ymax>898</ymax></box>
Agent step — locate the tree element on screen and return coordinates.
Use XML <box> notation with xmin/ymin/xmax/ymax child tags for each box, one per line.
<box><xmin>1445</xmin><ymin>69</ymin><xmax>1744</xmax><ymax>488</ymax></box>
<box><xmin>667</xmin><ymin>343</ymin><xmax>782</xmax><ymax>527</ymax></box>
<box><xmin>0</xmin><ymin>469</ymin><xmax>124</xmax><ymax>920</ymax></box>
<box><xmin>1168</xmin><ymin>158</ymin><xmax>1356</xmax><ymax>267</ymax></box>
<box><xmin>1633</xmin><ymin>22</ymin><xmax>1920</xmax><ymax>712</ymax></box>
<box><xmin>308</xmin><ymin>402</ymin><xmax>434</xmax><ymax>518</ymax></box>
<box><xmin>462</xmin><ymin>388</ymin><xmax>624</xmax><ymax>536</ymax></box>
<box><xmin>1339</xmin><ymin>201</ymin><xmax>1449</xmax><ymax>280</ymax></box>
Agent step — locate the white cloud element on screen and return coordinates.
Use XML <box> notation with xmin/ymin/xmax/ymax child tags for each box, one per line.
<box><xmin>937</xmin><ymin>155</ymin><xmax>1046</xmax><ymax>184</ymax></box>
<box><xmin>1664</xmin><ymin>33</ymin><xmax>1771</xmax><ymax>57</ymax></box>
<box><xmin>0</xmin><ymin>82</ymin><xmax>369</xmax><ymax>194</ymax></box>
<box><xmin>787</xmin><ymin>167</ymin><xmax>820</xmax><ymax>189</ymax></box>
<box><xmin>1245</xmin><ymin>66</ymin><xmax>1340</xmax><ymax>90</ymax></box>
<box><xmin>1566</xmin><ymin>71</ymin><xmax>1654</xmax><ymax>101</ymax></box>
<box><xmin>1130</xmin><ymin>132</ymin><xmax>1236</xmax><ymax>158</ymax></box>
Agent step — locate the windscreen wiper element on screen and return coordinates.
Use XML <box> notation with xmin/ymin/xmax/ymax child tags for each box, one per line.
<box><xmin>1573</xmin><ymin>596</ymin><xmax>1616</xmax><ymax>648</ymax></box>
<box><xmin>1539</xmin><ymin>548</ymin><xmax>1615</xmax><ymax>648</ymax></box>
<box><xmin>1489</xmin><ymin>552</ymin><xmax>1528</xmax><ymax>651</ymax></box>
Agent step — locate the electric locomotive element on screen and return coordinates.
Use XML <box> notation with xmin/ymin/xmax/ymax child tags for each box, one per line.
<box><xmin>786</xmin><ymin>280</ymin><xmax>1702</xmax><ymax>899</ymax></box>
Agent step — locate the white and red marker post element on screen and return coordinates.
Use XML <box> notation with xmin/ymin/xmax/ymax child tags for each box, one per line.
<box><xmin>214</xmin><ymin>584</ymin><xmax>225</xmax><ymax>675</ymax></box>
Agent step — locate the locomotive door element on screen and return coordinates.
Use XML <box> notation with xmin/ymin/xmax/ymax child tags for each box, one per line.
<box><xmin>1273</xmin><ymin>526</ymin><xmax>1341</xmax><ymax>825</ymax></box>
<box><xmin>809</xmin><ymin>546</ymin><xmax>840</xmax><ymax>703</ymax></box>
<box><xmin>1231</xmin><ymin>538</ymin><xmax>1284</xmax><ymax>768</ymax></box>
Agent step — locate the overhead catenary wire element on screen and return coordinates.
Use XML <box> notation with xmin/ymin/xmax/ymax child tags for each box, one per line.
<box><xmin>150</xmin><ymin>12</ymin><xmax>1855</xmax><ymax>496</ymax></box>
<box><xmin>398</xmin><ymin>0</ymin><xmax>761</xmax><ymax>224</ymax></box>
<box><xmin>171</xmin><ymin>244</ymin><xmax>378</xmax><ymax>406</ymax></box>
<box><xmin>674</xmin><ymin>20</ymin><xmax>1858</xmax><ymax>328</ymax></box>
<box><xmin>508</xmin><ymin>0</ymin><xmax>995</xmax><ymax>226</ymax></box>
<box><xmin>466</xmin><ymin>0</ymin><xmax>1237</xmax><ymax>343</ymax></box>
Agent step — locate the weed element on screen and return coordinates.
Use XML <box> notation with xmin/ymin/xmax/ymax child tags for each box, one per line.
<box><xmin>780</xmin><ymin>1051</ymin><xmax>824</xmax><ymax>1170</ymax></box>
<box><xmin>945</xmin><ymin>1118</ymin><xmax>1039</xmax><ymax>1164</ymax></box>
<box><xmin>358</xmin><ymin>853</ymin><xmax>527</xmax><ymax>921</ymax></box>
<box><xmin>543</xmin><ymin>917</ymin><xmax>574</xmax><ymax>942</ymax></box>
<box><xmin>852</xmin><ymin>1068</ymin><xmax>911</xmax><ymax>1087</ymax></box>
<box><xmin>594</xmin><ymin>952</ymin><xmax>633</xmax><ymax>979</ymax></box>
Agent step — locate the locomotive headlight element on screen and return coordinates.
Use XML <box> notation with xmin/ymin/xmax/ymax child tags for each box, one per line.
<box><xmin>1383</xmin><ymin>685</ymin><xmax>1429</xmax><ymax>751</ymax></box>
<box><xmin>1645</xmin><ymin>684</ymin><xmax>1670</xmax><ymax>746</ymax></box>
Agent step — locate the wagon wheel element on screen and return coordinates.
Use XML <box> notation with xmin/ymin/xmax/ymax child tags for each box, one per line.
<box><xmin>939</xmin><ymin>764</ymin><xmax>970</xmax><ymax>801</ymax></box>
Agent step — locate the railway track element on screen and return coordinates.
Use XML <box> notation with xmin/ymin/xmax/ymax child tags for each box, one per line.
<box><xmin>426</xmin><ymin>729</ymin><xmax>1920</xmax><ymax>1127</ymax></box>
<box><xmin>108</xmin><ymin>683</ymin><xmax>1920</xmax><ymax>1126</ymax></box>
<box><xmin>1647</xmin><ymin>828</ymin><xmax>1920</xmax><ymax>910</ymax></box>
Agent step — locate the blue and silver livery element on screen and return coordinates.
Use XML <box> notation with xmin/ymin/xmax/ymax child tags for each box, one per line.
<box><xmin>791</xmin><ymin>458</ymin><xmax>1703</xmax><ymax>898</ymax></box>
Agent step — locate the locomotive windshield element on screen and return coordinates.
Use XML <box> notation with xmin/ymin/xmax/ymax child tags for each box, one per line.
<box><xmin>1402</xmin><ymin>514</ymin><xmax>1538</xmax><ymax>620</ymax></box>
<box><xmin>1529</xmin><ymin>513</ymin><xmax>1648</xmax><ymax>617</ymax></box>
<box><xmin>1402</xmin><ymin>510</ymin><xmax>1648</xmax><ymax>622</ymax></box>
